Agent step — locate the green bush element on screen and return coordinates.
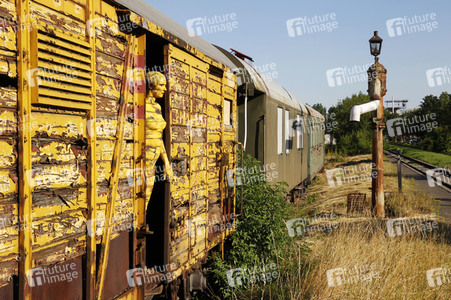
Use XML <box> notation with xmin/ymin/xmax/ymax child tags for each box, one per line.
<box><xmin>207</xmin><ymin>154</ymin><xmax>309</xmax><ymax>299</ymax></box>
<box><xmin>323</xmin><ymin>91</ymin><xmax>451</xmax><ymax>156</ymax></box>
<box><xmin>338</xmin><ymin>129</ymin><xmax>372</xmax><ymax>155</ymax></box>
<box><xmin>326</xmin><ymin>92</ymin><xmax>379</xmax><ymax>156</ymax></box>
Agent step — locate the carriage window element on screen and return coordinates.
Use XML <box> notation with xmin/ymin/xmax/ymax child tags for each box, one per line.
<box><xmin>296</xmin><ymin>114</ymin><xmax>302</xmax><ymax>150</ymax></box>
<box><xmin>302</xmin><ymin>117</ymin><xmax>305</xmax><ymax>149</ymax></box>
<box><xmin>277</xmin><ymin>107</ymin><xmax>283</xmax><ymax>154</ymax></box>
<box><xmin>285</xmin><ymin>110</ymin><xmax>291</xmax><ymax>154</ymax></box>
<box><xmin>224</xmin><ymin>99</ymin><xmax>232</xmax><ymax>126</ymax></box>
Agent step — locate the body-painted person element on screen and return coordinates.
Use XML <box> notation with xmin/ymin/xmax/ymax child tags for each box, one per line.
<box><xmin>145</xmin><ymin>71</ymin><xmax>173</xmax><ymax>200</ymax></box>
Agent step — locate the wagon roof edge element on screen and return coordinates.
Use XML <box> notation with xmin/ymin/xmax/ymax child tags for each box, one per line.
<box><xmin>113</xmin><ymin>0</ymin><xmax>236</xmax><ymax>69</ymax></box>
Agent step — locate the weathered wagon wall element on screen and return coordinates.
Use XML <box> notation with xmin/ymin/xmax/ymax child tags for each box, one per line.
<box><xmin>0</xmin><ymin>86</ymin><xmax>19</xmax><ymax>291</ymax></box>
<box><xmin>0</xmin><ymin>0</ymin><xmax>238</xmax><ymax>298</ymax></box>
<box><xmin>307</xmin><ymin>114</ymin><xmax>325</xmax><ymax>180</ymax></box>
<box><xmin>0</xmin><ymin>0</ymin><xmax>19</xmax><ymax>292</ymax></box>
<box><xmin>0</xmin><ymin>0</ymin><xmax>136</xmax><ymax>296</ymax></box>
<box><xmin>165</xmin><ymin>44</ymin><xmax>237</xmax><ymax>279</ymax></box>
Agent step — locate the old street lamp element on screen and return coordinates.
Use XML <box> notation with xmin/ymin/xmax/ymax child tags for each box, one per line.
<box><xmin>349</xmin><ymin>30</ymin><xmax>386</xmax><ymax>218</ymax></box>
<box><xmin>369</xmin><ymin>30</ymin><xmax>383</xmax><ymax>57</ymax></box>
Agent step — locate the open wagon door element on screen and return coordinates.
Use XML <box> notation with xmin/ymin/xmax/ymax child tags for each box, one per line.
<box><xmin>164</xmin><ymin>44</ymin><xmax>238</xmax><ymax>275</ymax></box>
<box><xmin>164</xmin><ymin>44</ymin><xmax>210</xmax><ymax>272</ymax></box>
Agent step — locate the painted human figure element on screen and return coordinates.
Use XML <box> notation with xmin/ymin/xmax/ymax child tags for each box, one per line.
<box><xmin>145</xmin><ymin>71</ymin><xmax>173</xmax><ymax>199</ymax></box>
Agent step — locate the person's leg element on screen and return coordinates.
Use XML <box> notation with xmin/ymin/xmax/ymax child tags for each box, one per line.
<box><xmin>145</xmin><ymin>146</ymin><xmax>161</xmax><ymax>206</ymax></box>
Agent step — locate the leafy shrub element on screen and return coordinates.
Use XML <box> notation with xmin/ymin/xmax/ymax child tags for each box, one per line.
<box><xmin>207</xmin><ymin>154</ymin><xmax>308</xmax><ymax>299</ymax></box>
<box><xmin>338</xmin><ymin>129</ymin><xmax>372</xmax><ymax>155</ymax></box>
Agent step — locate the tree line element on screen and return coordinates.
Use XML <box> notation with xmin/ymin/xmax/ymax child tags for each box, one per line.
<box><xmin>311</xmin><ymin>91</ymin><xmax>450</xmax><ymax>156</ymax></box>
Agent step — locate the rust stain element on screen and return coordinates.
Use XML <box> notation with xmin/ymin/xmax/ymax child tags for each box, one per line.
<box><xmin>96</xmin><ymin>30</ymin><xmax>126</xmax><ymax>59</ymax></box>
<box><xmin>78</xmin><ymin>161</ymin><xmax>87</xmax><ymax>179</ymax></box>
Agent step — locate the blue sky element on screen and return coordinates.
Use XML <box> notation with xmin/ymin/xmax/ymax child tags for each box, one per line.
<box><xmin>147</xmin><ymin>0</ymin><xmax>451</xmax><ymax>111</ymax></box>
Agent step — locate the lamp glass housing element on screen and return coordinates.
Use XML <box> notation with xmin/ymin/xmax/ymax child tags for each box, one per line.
<box><xmin>369</xmin><ymin>31</ymin><xmax>383</xmax><ymax>57</ymax></box>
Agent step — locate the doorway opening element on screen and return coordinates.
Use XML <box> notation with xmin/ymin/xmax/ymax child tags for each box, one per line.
<box><xmin>145</xmin><ymin>33</ymin><xmax>170</xmax><ymax>268</ymax></box>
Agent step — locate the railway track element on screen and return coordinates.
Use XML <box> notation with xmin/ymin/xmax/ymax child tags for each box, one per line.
<box><xmin>385</xmin><ymin>149</ymin><xmax>451</xmax><ymax>190</ymax></box>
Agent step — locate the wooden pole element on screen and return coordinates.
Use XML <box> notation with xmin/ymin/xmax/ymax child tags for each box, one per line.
<box><xmin>397</xmin><ymin>149</ymin><xmax>402</xmax><ymax>192</ymax></box>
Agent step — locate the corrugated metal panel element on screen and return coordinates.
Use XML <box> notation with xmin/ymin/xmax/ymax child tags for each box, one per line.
<box><xmin>113</xmin><ymin>0</ymin><xmax>235</xmax><ymax>68</ymax></box>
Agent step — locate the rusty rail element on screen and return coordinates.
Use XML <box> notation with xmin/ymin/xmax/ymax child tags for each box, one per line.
<box><xmin>386</xmin><ymin>150</ymin><xmax>451</xmax><ymax>190</ymax></box>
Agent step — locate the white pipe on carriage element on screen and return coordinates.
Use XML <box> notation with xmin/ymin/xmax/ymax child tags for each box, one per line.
<box><xmin>349</xmin><ymin>100</ymin><xmax>380</xmax><ymax>122</ymax></box>
<box><xmin>243</xmin><ymin>83</ymin><xmax>248</xmax><ymax>151</ymax></box>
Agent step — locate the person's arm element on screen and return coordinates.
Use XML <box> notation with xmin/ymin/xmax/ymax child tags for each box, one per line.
<box><xmin>160</xmin><ymin>144</ymin><xmax>174</xmax><ymax>180</ymax></box>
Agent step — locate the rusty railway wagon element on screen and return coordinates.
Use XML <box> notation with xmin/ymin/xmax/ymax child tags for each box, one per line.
<box><xmin>0</xmin><ymin>0</ymin><xmax>239</xmax><ymax>299</ymax></box>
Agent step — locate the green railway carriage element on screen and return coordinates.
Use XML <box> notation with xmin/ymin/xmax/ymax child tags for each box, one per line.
<box><xmin>306</xmin><ymin>106</ymin><xmax>326</xmax><ymax>182</ymax></box>
<box><xmin>217</xmin><ymin>47</ymin><xmax>325</xmax><ymax>200</ymax></box>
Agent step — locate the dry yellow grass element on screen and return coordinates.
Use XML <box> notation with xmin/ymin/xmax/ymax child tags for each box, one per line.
<box><xmin>297</xmin><ymin>154</ymin><xmax>451</xmax><ymax>299</ymax></box>
<box><xmin>298</xmin><ymin>221</ymin><xmax>451</xmax><ymax>300</ymax></box>
<box><xmin>303</xmin><ymin>154</ymin><xmax>437</xmax><ymax>218</ymax></box>
<box><xmin>245</xmin><ymin>154</ymin><xmax>451</xmax><ymax>300</ymax></box>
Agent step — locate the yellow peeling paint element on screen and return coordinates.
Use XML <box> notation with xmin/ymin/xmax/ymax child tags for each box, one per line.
<box><xmin>0</xmin><ymin>1</ymin><xmax>238</xmax><ymax>298</ymax></box>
